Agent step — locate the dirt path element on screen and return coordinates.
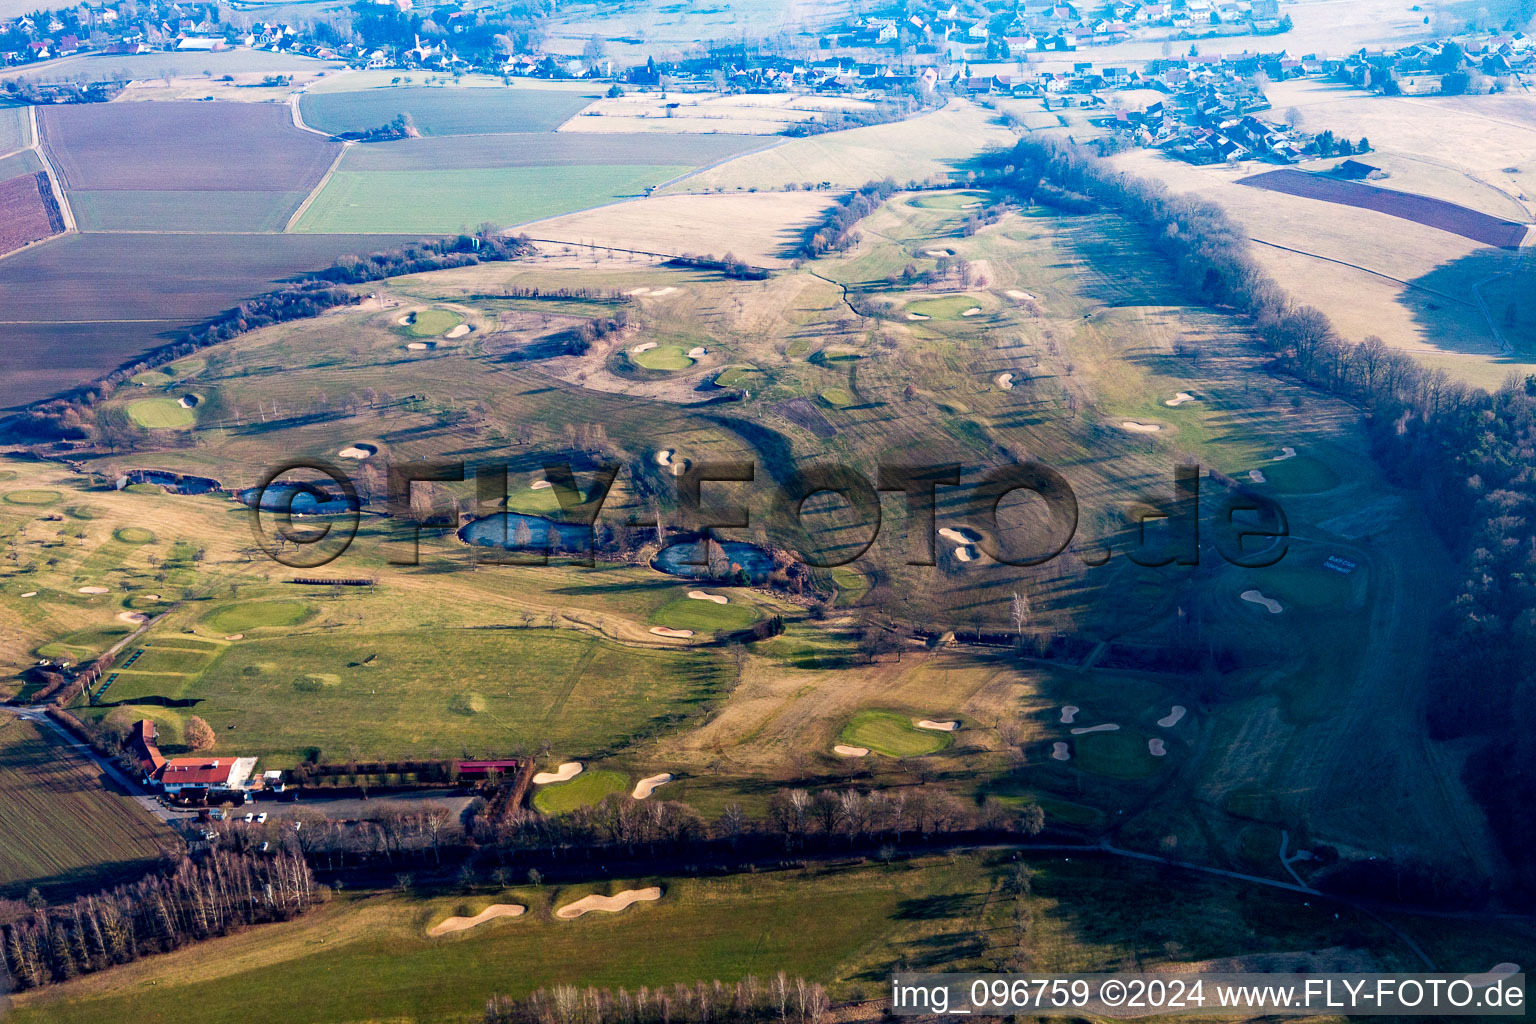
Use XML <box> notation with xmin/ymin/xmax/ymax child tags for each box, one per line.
<box><xmin>285</xmin><ymin>141</ymin><xmax>351</xmax><ymax>233</ymax></box>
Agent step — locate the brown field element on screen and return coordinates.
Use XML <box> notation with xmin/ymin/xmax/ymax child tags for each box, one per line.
<box><xmin>1238</xmin><ymin>169</ymin><xmax>1531</xmax><ymax>249</ymax></box>
<box><xmin>38</xmin><ymin>101</ymin><xmax>340</xmax><ymax>192</ymax></box>
<box><xmin>0</xmin><ymin>171</ymin><xmax>62</xmax><ymax>257</ymax></box>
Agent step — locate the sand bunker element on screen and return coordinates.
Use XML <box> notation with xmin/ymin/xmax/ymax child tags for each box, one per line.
<box><xmin>1148</xmin><ymin>738</ymin><xmax>1167</xmax><ymax>756</ymax></box>
<box><xmin>555</xmin><ymin>887</ymin><xmax>662</xmax><ymax>920</ymax></box>
<box><xmin>654</xmin><ymin>450</ymin><xmax>687</xmax><ymax>476</ymax></box>
<box><xmin>687</xmin><ymin>346</ymin><xmax>707</xmax><ymax>358</ymax></box>
<box><xmin>397</xmin><ymin>313</ymin><xmax>415</xmax><ymax>326</ymax></box>
<box><xmin>954</xmin><ymin>546</ymin><xmax>977</xmax><ymax>562</ymax></box>
<box><xmin>177</xmin><ymin>395</ymin><xmax>199</xmax><ymax>409</ymax></box>
<box><xmin>655</xmin><ymin>449</ymin><xmax>675</xmax><ymax>467</ymax></box>
<box><xmin>631</xmin><ymin>773</ymin><xmax>673</xmax><ymax>799</ymax></box>
<box><xmin>1165</xmin><ymin>392</ymin><xmax>1197</xmax><ymax>407</ymax></box>
<box><xmin>1060</xmin><ymin>705</ymin><xmax>1080</xmax><ymax>724</ymax></box>
<box><xmin>444</xmin><ymin>324</ymin><xmax>471</xmax><ymax>339</ymax></box>
<box><xmin>20</xmin><ymin>591</ymin><xmax>36</xmax><ymax>598</ymax></box>
<box><xmin>631</xmin><ymin>341</ymin><xmax>658</xmax><ymax>354</ymax></box>
<box><xmin>1240</xmin><ymin>589</ymin><xmax>1283</xmax><ymax>614</ymax></box>
<box><xmin>923</xmin><ymin>249</ymin><xmax>954</xmax><ymax>257</ymax></box>
<box><xmin>117</xmin><ymin>611</ymin><xmax>148</xmax><ymax>624</ymax></box>
<box><xmin>532</xmin><ymin>762</ymin><xmax>583</xmax><ymax>785</ymax></box>
<box><xmin>995</xmin><ymin>372</ymin><xmax>1014</xmax><ymax>390</ymax></box>
<box><xmin>833</xmin><ymin>744</ymin><xmax>869</xmax><ymax>757</ymax></box>
<box><xmin>338</xmin><ymin>443</ymin><xmax>377</xmax><ymax>460</ymax></box>
<box><xmin>649</xmin><ymin>626</ymin><xmax>694</xmax><ymax>638</ymax></box>
<box><xmin>1119</xmin><ymin>421</ymin><xmax>1162</xmax><ymax>434</ymax></box>
<box><xmin>1070</xmin><ymin>723</ymin><xmax>1120</xmax><ymax>736</ymax></box>
<box><xmin>623</xmin><ymin>287</ymin><xmax>650</xmax><ymax>296</ymax></box>
<box><xmin>1464</xmin><ymin>964</ymin><xmax>1521</xmax><ymax>986</ymax></box>
<box><xmin>1005</xmin><ymin>289</ymin><xmax>1037</xmax><ymax>301</ymax></box>
<box><xmin>224</xmin><ymin>634</ymin><xmax>243</xmax><ymax>640</ymax></box>
<box><xmin>428</xmin><ymin>904</ymin><xmax>525</xmax><ymax>936</ymax></box>
<box><xmin>1157</xmin><ymin>705</ymin><xmax>1187</xmax><ymax>728</ymax></box>
<box><xmin>648</xmin><ymin>287</ymin><xmax>679</xmax><ymax>297</ymax></box>
<box><xmin>687</xmin><ymin>590</ymin><xmax>728</xmax><ymax>604</ymax></box>
<box><xmin>906</xmin><ymin>313</ymin><xmax>930</xmax><ymax>321</ymax></box>
<box><xmin>1051</xmin><ymin>742</ymin><xmax>1071</xmax><ymax>761</ymax></box>
<box><xmin>406</xmin><ymin>342</ymin><xmax>430</xmax><ymax>350</ymax></box>
<box><xmin>938</xmin><ymin>527</ymin><xmax>981</xmax><ymax>544</ymax></box>
<box><xmin>1273</xmin><ymin>446</ymin><xmax>1297</xmax><ymax>461</ymax></box>
<box><xmin>961</xmin><ymin>307</ymin><xmax>983</xmax><ymax>317</ymax></box>
<box><xmin>77</xmin><ymin>586</ymin><xmax>108</xmax><ymax>595</ymax></box>
<box><xmin>915</xmin><ymin>719</ymin><xmax>959</xmax><ymax>732</ymax></box>
<box><xmin>530</xmin><ymin>479</ymin><xmax>552</xmax><ymax>490</ymax></box>
<box><xmin>1249</xmin><ymin>469</ymin><xmax>1267</xmax><ymax>483</ymax></box>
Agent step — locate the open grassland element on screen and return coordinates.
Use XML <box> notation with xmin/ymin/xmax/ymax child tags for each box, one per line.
<box><xmin>666</xmin><ymin>101</ymin><xmax>1013</xmax><ymax>192</ymax></box>
<box><xmin>294</xmin><ymin>164</ymin><xmax>689</xmax><ymax>234</ymax></box>
<box><xmin>299</xmin><ymin>86</ymin><xmax>595</xmax><ymax>137</ymax></box>
<box><xmin>38</xmin><ymin>101</ymin><xmax>339</xmax><ymax>193</ymax></box>
<box><xmin>8</xmin><ymin>851</ymin><xmax>1476</xmax><ymax>1024</ymax></box>
<box><xmin>0</xmin><ymin>712</ymin><xmax>170</xmax><ymax>896</ymax></box>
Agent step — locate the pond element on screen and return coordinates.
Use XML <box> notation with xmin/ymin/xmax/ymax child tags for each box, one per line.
<box><xmin>239</xmin><ymin>483</ymin><xmax>359</xmax><ymax>517</ymax></box>
<box><xmin>125</xmin><ymin>469</ymin><xmax>222</xmax><ymax>495</ymax></box>
<box><xmin>653</xmin><ymin>538</ymin><xmax>773</xmax><ymax>581</ymax></box>
<box><xmin>459</xmin><ymin>512</ymin><xmax>594</xmax><ymax>554</ymax></box>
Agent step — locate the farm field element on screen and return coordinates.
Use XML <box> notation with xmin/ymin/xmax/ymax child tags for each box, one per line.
<box><xmin>1237</xmin><ymin>169</ymin><xmax>1531</xmax><ymax>249</ymax></box>
<box><xmin>68</xmin><ymin>189</ymin><xmax>311</xmax><ymax>232</ymax></box>
<box><xmin>0</xmin><ymin>147</ymin><xmax>42</xmax><ymax>179</ymax></box>
<box><xmin>0</xmin><ymin>103</ymin><xmax>30</xmax><ymax>153</ymax></box>
<box><xmin>0</xmin><ymin>48</ymin><xmax>342</xmax><ymax>83</ymax></box>
<box><xmin>0</xmin><ymin>170</ymin><xmax>63</xmax><ymax>256</ymax></box>
<box><xmin>0</xmin><ymin>711</ymin><xmax>170</xmax><ymax>896</ymax></box>
<box><xmin>6</xmin><ymin>850</ymin><xmax>1481</xmax><ymax>1024</ymax></box>
<box><xmin>561</xmin><ymin>91</ymin><xmax>878</xmax><ymax>135</ymax></box>
<box><xmin>340</xmin><ymin>132</ymin><xmax>765</xmax><ymax>172</ymax></box>
<box><xmin>298</xmin><ymin>86</ymin><xmax>596</xmax><ymax>137</ymax></box>
<box><xmin>293</xmin><ymin>164</ymin><xmax>690</xmax><ymax>234</ymax></box>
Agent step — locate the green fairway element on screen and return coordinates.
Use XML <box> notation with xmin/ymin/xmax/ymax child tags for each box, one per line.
<box><xmin>294</xmin><ymin>165</ymin><xmax>688</xmax><ymax>234</ymax></box>
<box><xmin>201</xmin><ymin>600</ymin><xmax>315</xmax><ymax>634</ymax></box>
<box><xmin>298</xmin><ymin>87</ymin><xmax>594</xmax><ymax>137</ymax></box>
<box><xmin>403</xmin><ymin>308</ymin><xmax>462</xmax><ymax>337</ymax></box>
<box><xmin>2</xmin><ymin>489</ymin><xmax>61</xmax><ymax>506</ymax></box>
<box><xmin>649</xmin><ymin>594</ymin><xmax>760</xmax><ymax>634</ymax></box>
<box><xmin>531</xmin><ymin>769</ymin><xmax>628</xmax><ymax>814</ymax></box>
<box><xmin>631</xmin><ymin>344</ymin><xmax>696</xmax><ymax>371</ymax></box>
<box><xmin>87</xmin><ymin>627</ymin><xmax>729</xmax><ymax>764</ymax></box>
<box><xmin>905</xmin><ymin>295</ymin><xmax>984</xmax><ymax>319</ymax></box>
<box><xmin>113</xmin><ymin>527</ymin><xmax>156</xmax><ymax>544</ymax></box>
<box><xmin>839</xmin><ymin>710</ymin><xmax>951</xmax><ymax>757</ymax></box>
<box><xmin>125</xmin><ymin>397</ymin><xmax>196</xmax><ymax>429</ymax></box>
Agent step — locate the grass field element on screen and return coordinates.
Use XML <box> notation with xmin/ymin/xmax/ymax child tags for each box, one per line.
<box><xmin>293</xmin><ymin>164</ymin><xmax>688</xmax><ymax>234</ymax></box>
<box><xmin>531</xmin><ymin>768</ymin><xmax>628</xmax><ymax>814</ymax></box>
<box><xmin>125</xmin><ymin>397</ymin><xmax>196</xmax><ymax>429</ymax></box>
<box><xmin>0</xmin><ymin>712</ymin><xmax>170</xmax><ymax>896</ymax></box>
<box><xmin>839</xmin><ymin>710</ymin><xmax>951</xmax><ymax>757</ymax></box>
<box><xmin>5</xmin><ymin>851</ymin><xmax>1458</xmax><ymax>1024</ymax></box>
<box><xmin>299</xmin><ymin>87</ymin><xmax>595</xmax><ymax>137</ymax></box>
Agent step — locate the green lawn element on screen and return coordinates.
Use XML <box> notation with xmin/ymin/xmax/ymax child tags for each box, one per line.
<box><xmin>0</xmin><ymin>713</ymin><xmax>169</xmax><ymax>897</ymax></box>
<box><xmin>839</xmin><ymin>710</ymin><xmax>951</xmax><ymax>757</ymax></box>
<box><xmin>125</xmin><ymin>397</ymin><xmax>196</xmax><ymax>429</ymax></box>
<box><xmin>202</xmin><ymin>600</ymin><xmax>315</xmax><ymax>634</ymax></box>
<box><xmin>531</xmin><ymin>769</ymin><xmax>628</xmax><ymax>814</ymax></box>
<box><xmin>648</xmin><ymin>594</ymin><xmax>760</xmax><ymax>634</ymax></box>
<box><xmin>294</xmin><ymin>165</ymin><xmax>688</xmax><ymax>234</ymax></box>
<box><xmin>82</xmin><ymin>627</ymin><xmax>729</xmax><ymax>764</ymax></box>
<box><xmin>631</xmin><ymin>344</ymin><xmax>695</xmax><ymax>371</ymax></box>
<box><xmin>403</xmin><ymin>308</ymin><xmax>462</xmax><ymax>337</ymax></box>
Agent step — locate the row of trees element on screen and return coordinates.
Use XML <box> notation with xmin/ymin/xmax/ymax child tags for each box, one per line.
<box><xmin>798</xmin><ymin>178</ymin><xmax>899</xmax><ymax>258</ymax></box>
<box><xmin>992</xmin><ymin>136</ymin><xmax>1536</xmax><ymax>898</ymax></box>
<box><xmin>0</xmin><ymin>850</ymin><xmax>320</xmax><ymax>991</ymax></box>
<box><xmin>485</xmin><ymin>975</ymin><xmax>832</xmax><ymax>1024</ymax></box>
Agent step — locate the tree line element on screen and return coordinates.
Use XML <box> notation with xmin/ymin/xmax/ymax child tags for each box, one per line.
<box><xmin>0</xmin><ymin>849</ymin><xmax>320</xmax><ymax>991</ymax></box>
<box><xmin>797</xmin><ymin>179</ymin><xmax>898</xmax><ymax>258</ymax></box>
<box><xmin>989</xmin><ymin>136</ymin><xmax>1536</xmax><ymax>901</ymax></box>
<box><xmin>485</xmin><ymin>975</ymin><xmax>831</xmax><ymax>1024</ymax></box>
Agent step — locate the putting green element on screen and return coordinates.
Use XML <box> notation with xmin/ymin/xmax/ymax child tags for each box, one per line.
<box><xmin>114</xmin><ymin>527</ymin><xmax>157</xmax><ymax>544</ymax></box>
<box><xmin>839</xmin><ymin>710</ymin><xmax>951</xmax><ymax>757</ymax></box>
<box><xmin>831</xmin><ymin>566</ymin><xmax>869</xmax><ymax>606</ymax></box>
<box><xmin>532</xmin><ymin>769</ymin><xmax>628</xmax><ymax>814</ymax></box>
<box><xmin>203</xmin><ymin>600</ymin><xmax>315</xmax><ymax>634</ymax></box>
<box><xmin>3</xmin><ymin>489</ymin><xmax>61</xmax><ymax>506</ymax></box>
<box><xmin>819</xmin><ymin>387</ymin><xmax>855</xmax><ymax>408</ymax></box>
<box><xmin>404</xmin><ymin>309</ymin><xmax>463</xmax><ymax>337</ymax></box>
<box><xmin>1074</xmin><ymin>729</ymin><xmax>1159</xmax><ymax>780</ymax></box>
<box><xmin>126</xmin><ymin>397</ymin><xmax>196</xmax><ymax>429</ymax></box>
<box><xmin>650</xmin><ymin>595</ymin><xmax>760</xmax><ymax>634</ymax></box>
<box><xmin>909</xmin><ymin>190</ymin><xmax>991</xmax><ymax>210</ymax></box>
<box><xmin>632</xmin><ymin>345</ymin><xmax>695</xmax><ymax>371</ymax></box>
<box><xmin>905</xmin><ymin>295</ymin><xmax>984</xmax><ymax>319</ymax></box>
<box><xmin>1257</xmin><ymin>455</ymin><xmax>1339</xmax><ymax>495</ymax></box>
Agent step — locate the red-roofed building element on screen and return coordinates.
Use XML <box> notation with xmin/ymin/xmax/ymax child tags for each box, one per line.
<box><xmin>130</xmin><ymin>719</ymin><xmax>166</xmax><ymax>776</ymax></box>
<box><xmin>158</xmin><ymin>756</ymin><xmax>259</xmax><ymax>795</ymax></box>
